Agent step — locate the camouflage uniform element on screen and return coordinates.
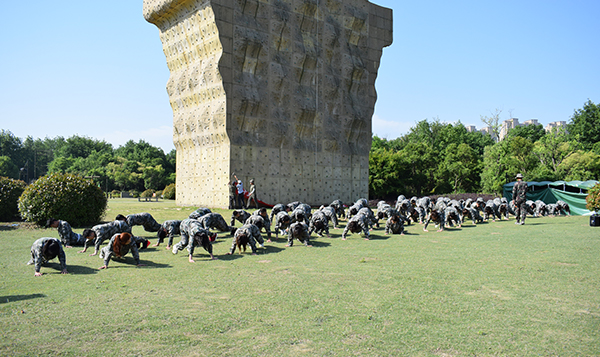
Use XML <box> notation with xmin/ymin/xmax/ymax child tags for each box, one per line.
<box><xmin>342</xmin><ymin>214</ymin><xmax>370</xmax><ymax>240</ymax></box>
<box><xmin>99</xmin><ymin>233</ymin><xmax>142</xmax><ymax>267</ymax></box>
<box><xmin>274</xmin><ymin>211</ymin><xmax>291</xmax><ymax>237</ymax></box>
<box><xmin>484</xmin><ymin>200</ymin><xmax>498</xmax><ymax>221</ymax></box>
<box><xmin>308</xmin><ymin>210</ymin><xmax>329</xmax><ymax>237</ymax></box>
<box><xmin>556</xmin><ymin>200</ymin><xmax>570</xmax><ymax>215</ymax></box>
<box><xmin>173</xmin><ymin>218</ymin><xmax>213</xmax><ymax>256</ymax></box>
<box><xmin>423</xmin><ymin>209</ymin><xmax>445</xmax><ymax>231</ymax></box>
<box><xmin>245</xmin><ymin>215</ymin><xmax>271</xmax><ymax>239</ymax></box>
<box><xmin>126</xmin><ymin>212</ymin><xmax>162</xmax><ymax>232</ymax></box>
<box><xmin>228</xmin><ymin>181</ymin><xmax>237</xmax><ymax>209</ymax></box>
<box><xmin>189</xmin><ymin>207</ymin><xmax>212</xmax><ymax>220</ymax></box>
<box><xmin>252</xmin><ymin>209</ymin><xmax>272</xmax><ymax>230</ymax></box>
<box><xmin>197</xmin><ymin>213</ymin><xmax>231</xmax><ymax>233</ymax></box>
<box><xmin>444</xmin><ymin>206</ymin><xmax>461</xmax><ymax>227</ymax></box>
<box><xmin>287</xmin><ymin>201</ymin><xmax>302</xmax><ymax>211</ymax></box>
<box><xmin>463</xmin><ymin>207</ymin><xmax>483</xmax><ymax>225</ymax></box>
<box><xmin>297</xmin><ymin>203</ymin><xmax>312</xmax><ymax>221</ymax></box>
<box><xmin>246</xmin><ymin>181</ymin><xmax>258</xmax><ymax>209</ymax></box>
<box><xmin>158</xmin><ymin>220</ymin><xmax>181</xmax><ymax>247</ymax></box>
<box><xmin>27</xmin><ymin>237</ymin><xmax>67</xmax><ymax>273</ymax></box>
<box><xmin>229</xmin><ymin>223</ymin><xmax>263</xmax><ymax>254</ymax></box>
<box><xmin>56</xmin><ymin>220</ymin><xmax>85</xmax><ymax>246</ymax></box>
<box><xmin>319</xmin><ymin>206</ymin><xmax>339</xmax><ymax>229</ymax></box>
<box><xmin>358</xmin><ymin>207</ymin><xmax>379</xmax><ymax>229</ymax></box>
<box><xmin>415</xmin><ymin>197</ymin><xmax>432</xmax><ymax>223</ymax></box>
<box><xmin>85</xmin><ymin>220</ymin><xmax>132</xmax><ymax>253</ymax></box>
<box><xmin>330</xmin><ymin>200</ymin><xmax>345</xmax><ymax>219</ymax></box>
<box><xmin>287</xmin><ymin>221</ymin><xmax>311</xmax><ymax>247</ymax></box>
<box><xmin>270</xmin><ymin>204</ymin><xmax>287</xmax><ymax>225</ymax></box>
<box><xmin>512</xmin><ymin>180</ymin><xmax>528</xmax><ymax>223</ymax></box>
<box><xmin>493</xmin><ymin>198</ymin><xmax>508</xmax><ymax>220</ymax></box>
<box><xmin>385</xmin><ymin>216</ymin><xmax>404</xmax><ymax>235</ymax></box>
<box><xmin>230</xmin><ymin>210</ymin><xmax>251</xmax><ymax>227</ymax></box>
<box><xmin>291</xmin><ymin>207</ymin><xmax>308</xmax><ymax>224</ymax></box>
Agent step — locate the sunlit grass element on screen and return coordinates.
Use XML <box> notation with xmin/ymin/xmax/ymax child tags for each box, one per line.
<box><xmin>1</xmin><ymin>199</ymin><xmax>598</xmax><ymax>356</ymax></box>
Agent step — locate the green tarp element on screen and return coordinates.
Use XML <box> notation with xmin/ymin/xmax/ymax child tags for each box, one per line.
<box><xmin>503</xmin><ymin>180</ymin><xmax>599</xmax><ymax>216</ymax></box>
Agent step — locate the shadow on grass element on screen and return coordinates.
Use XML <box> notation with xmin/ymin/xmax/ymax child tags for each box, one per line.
<box><xmin>66</xmin><ymin>264</ymin><xmax>100</xmax><ymax>275</ymax></box>
<box><xmin>309</xmin><ymin>240</ymin><xmax>331</xmax><ymax>247</ymax></box>
<box><xmin>0</xmin><ymin>293</ymin><xmax>46</xmax><ymax>304</ymax></box>
<box><xmin>0</xmin><ymin>223</ymin><xmax>20</xmax><ymax>231</ymax></box>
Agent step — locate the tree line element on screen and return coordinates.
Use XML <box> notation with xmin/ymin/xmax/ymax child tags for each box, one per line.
<box><xmin>2</xmin><ymin>100</ymin><xmax>598</xmax><ymax>199</ymax></box>
<box><xmin>369</xmin><ymin>100</ymin><xmax>600</xmax><ymax>199</ymax></box>
<box><xmin>0</xmin><ymin>133</ymin><xmax>175</xmax><ymax>194</ymax></box>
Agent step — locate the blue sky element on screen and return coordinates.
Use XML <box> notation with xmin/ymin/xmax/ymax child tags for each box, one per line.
<box><xmin>1</xmin><ymin>1</ymin><xmax>598</xmax><ymax>152</ymax></box>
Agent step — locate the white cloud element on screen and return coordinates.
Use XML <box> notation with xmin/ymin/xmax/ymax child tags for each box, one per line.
<box><xmin>371</xmin><ymin>115</ymin><xmax>413</xmax><ymax>140</ymax></box>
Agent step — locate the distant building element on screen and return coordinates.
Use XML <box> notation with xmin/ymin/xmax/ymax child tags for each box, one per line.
<box><xmin>499</xmin><ymin>118</ymin><xmax>520</xmax><ymax>141</ymax></box>
<box><xmin>545</xmin><ymin>121</ymin><xmax>567</xmax><ymax>133</ymax></box>
<box><xmin>479</xmin><ymin>126</ymin><xmax>498</xmax><ymax>142</ymax></box>
<box><xmin>465</xmin><ymin>125</ymin><xmax>477</xmax><ymax>133</ymax></box>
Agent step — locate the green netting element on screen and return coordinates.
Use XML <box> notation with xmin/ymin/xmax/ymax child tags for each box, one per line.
<box><xmin>503</xmin><ymin>180</ymin><xmax>599</xmax><ymax>216</ymax></box>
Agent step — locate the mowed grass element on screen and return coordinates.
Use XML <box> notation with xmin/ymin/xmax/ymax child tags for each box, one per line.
<box><xmin>1</xmin><ymin>199</ymin><xmax>599</xmax><ymax>356</ymax></box>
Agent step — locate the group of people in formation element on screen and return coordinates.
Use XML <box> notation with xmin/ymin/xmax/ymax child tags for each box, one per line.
<box><xmin>29</xmin><ymin>182</ymin><xmax>570</xmax><ymax>276</ymax></box>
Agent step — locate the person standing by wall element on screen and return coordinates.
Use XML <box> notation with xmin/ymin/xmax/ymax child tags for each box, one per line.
<box><xmin>234</xmin><ymin>174</ymin><xmax>244</xmax><ymax>209</ymax></box>
<box><xmin>246</xmin><ymin>179</ymin><xmax>258</xmax><ymax>209</ymax></box>
<box><xmin>512</xmin><ymin>173</ymin><xmax>529</xmax><ymax>225</ymax></box>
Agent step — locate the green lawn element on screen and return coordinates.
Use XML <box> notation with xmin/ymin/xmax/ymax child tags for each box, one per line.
<box><xmin>1</xmin><ymin>199</ymin><xmax>599</xmax><ymax>356</ymax></box>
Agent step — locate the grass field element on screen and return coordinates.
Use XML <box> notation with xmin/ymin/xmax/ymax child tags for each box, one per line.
<box><xmin>1</xmin><ymin>199</ymin><xmax>599</xmax><ymax>356</ymax></box>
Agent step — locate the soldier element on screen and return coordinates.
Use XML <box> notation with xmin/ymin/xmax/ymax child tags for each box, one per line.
<box><xmin>80</xmin><ymin>219</ymin><xmax>134</xmax><ymax>256</ymax></box>
<box><xmin>423</xmin><ymin>209</ymin><xmax>445</xmax><ymax>232</ymax></box>
<box><xmin>444</xmin><ymin>206</ymin><xmax>462</xmax><ymax>228</ymax></box>
<box><xmin>245</xmin><ymin>214</ymin><xmax>272</xmax><ymax>241</ymax></box>
<box><xmin>250</xmin><ymin>208</ymin><xmax>272</xmax><ymax>240</ymax></box>
<box><xmin>197</xmin><ymin>212</ymin><xmax>232</xmax><ymax>235</ymax></box>
<box><xmin>155</xmin><ymin>219</ymin><xmax>181</xmax><ymax>248</ymax></box>
<box><xmin>286</xmin><ymin>201</ymin><xmax>302</xmax><ymax>211</ymax></box>
<box><xmin>512</xmin><ymin>173</ymin><xmax>528</xmax><ymax>225</ymax></box>
<box><xmin>414</xmin><ymin>197</ymin><xmax>432</xmax><ymax>223</ymax></box>
<box><xmin>308</xmin><ymin>210</ymin><xmax>330</xmax><ymax>237</ymax></box>
<box><xmin>556</xmin><ymin>200</ymin><xmax>571</xmax><ymax>215</ymax></box>
<box><xmin>534</xmin><ymin>200</ymin><xmax>547</xmax><ymax>217</ymax></box>
<box><xmin>385</xmin><ymin>214</ymin><xmax>404</xmax><ymax>235</ymax></box>
<box><xmin>318</xmin><ymin>205</ymin><xmax>339</xmax><ymax>229</ymax></box>
<box><xmin>290</xmin><ymin>207</ymin><xmax>307</xmax><ymax>224</ymax></box>
<box><xmin>329</xmin><ymin>199</ymin><xmax>345</xmax><ymax>219</ymax></box>
<box><xmin>341</xmin><ymin>214</ymin><xmax>370</xmax><ymax>240</ymax></box>
<box><xmin>269</xmin><ymin>203</ymin><xmax>290</xmax><ymax>226</ymax></box>
<box><xmin>189</xmin><ymin>207</ymin><xmax>212</xmax><ymax>220</ymax></box>
<box><xmin>228</xmin><ymin>180</ymin><xmax>237</xmax><ymax>209</ymax></box>
<box><xmin>230</xmin><ymin>209</ymin><xmax>251</xmax><ymax>227</ymax></box>
<box><xmin>483</xmin><ymin>200</ymin><xmax>498</xmax><ymax>222</ymax></box>
<box><xmin>297</xmin><ymin>203</ymin><xmax>312</xmax><ymax>221</ymax></box>
<box><xmin>546</xmin><ymin>203</ymin><xmax>560</xmax><ymax>216</ymax></box>
<box><xmin>462</xmin><ymin>206</ymin><xmax>483</xmax><ymax>225</ymax></box>
<box><xmin>246</xmin><ymin>179</ymin><xmax>258</xmax><ymax>209</ymax></box>
<box><xmin>27</xmin><ymin>237</ymin><xmax>68</xmax><ymax>276</ymax></box>
<box><xmin>45</xmin><ymin>218</ymin><xmax>85</xmax><ymax>247</ymax></box>
<box><xmin>122</xmin><ymin>212</ymin><xmax>162</xmax><ymax>232</ymax></box>
<box><xmin>99</xmin><ymin>232</ymin><xmax>146</xmax><ymax>270</ymax></box>
<box><xmin>172</xmin><ymin>218</ymin><xmax>217</xmax><ymax>262</ymax></box>
<box><xmin>287</xmin><ymin>221</ymin><xmax>312</xmax><ymax>247</ymax></box>
<box><xmin>227</xmin><ymin>223</ymin><xmax>264</xmax><ymax>255</ymax></box>
<box><xmin>358</xmin><ymin>207</ymin><xmax>379</xmax><ymax>229</ymax></box>
<box><xmin>274</xmin><ymin>211</ymin><xmax>292</xmax><ymax>238</ymax></box>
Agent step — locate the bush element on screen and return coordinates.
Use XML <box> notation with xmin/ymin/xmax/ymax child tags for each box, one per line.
<box><xmin>130</xmin><ymin>190</ymin><xmax>140</xmax><ymax>198</ymax></box>
<box><xmin>586</xmin><ymin>183</ymin><xmax>600</xmax><ymax>213</ymax></box>
<box><xmin>141</xmin><ymin>189</ymin><xmax>154</xmax><ymax>198</ymax></box>
<box><xmin>163</xmin><ymin>183</ymin><xmax>176</xmax><ymax>200</ymax></box>
<box><xmin>0</xmin><ymin>176</ymin><xmax>27</xmax><ymax>221</ymax></box>
<box><xmin>111</xmin><ymin>190</ymin><xmax>121</xmax><ymax>198</ymax></box>
<box><xmin>18</xmin><ymin>173</ymin><xmax>107</xmax><ymax>226</ymax></box>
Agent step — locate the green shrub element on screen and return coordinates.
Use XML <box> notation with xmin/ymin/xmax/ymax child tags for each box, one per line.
<box><xmin>155</xmin><ymin>190</ymin><xmax>163</xmax><ymax>198</ymax></box>
<box><xmin>163</xmin><ymin>183</ymin><xmax>176</xmax><ymax>200</ymax></box>
<box><xmin>18</xmin><ymin>173</ymin><xmax>107</xmax><ymax>226</ymax></box>
<box><xmin>0</xmin><ymin>176</ymin><xmax>27</xmax><ymax>221</ymax></box>
<box><xmin>130</xmin><ymin>190</ymin><xmax>140</xmax><ymax>198</ymax></box>
<box><xmin>141</xmin><ymin>189</ymin><xmax>154</xmax><ymax>198</ymax></box>
<box><xmin>586</xmin><ymin>183</ymin><xmax>600</xmax><ymax>213</ymax></box>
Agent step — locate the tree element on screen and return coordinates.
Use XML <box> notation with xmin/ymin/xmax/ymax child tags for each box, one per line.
<box><xmin>480</xmin><ymin>109</ymin><xmax>502</xmax><ymax>142</ymax></box>
<box><xmin>0</xmin><ymin>156</ymin><xmax>18</xmax><ymax>179</ymax></box>
<box><xmin>532</xmin><ymin>127</ymin><xmax>578</xmax><ymax>180</ymax></box>
<box><xmin>557</xmin><ymin>151</ymin><xmax>600</xmax><ymax>181</ymax></box>
<box><xmin>568</xmin><ymin>99</ymin><xmax>600</xmax><ymax>150</ymax></box>
<box><xmin>506</xmin><ymin>123</ymin><xmax>546</xmax><ymax>143</ymax></box>
<box><xmin>440</xmin><ymin>143</ymin><xmax>480</xmax><ymax>193</ymax></box>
